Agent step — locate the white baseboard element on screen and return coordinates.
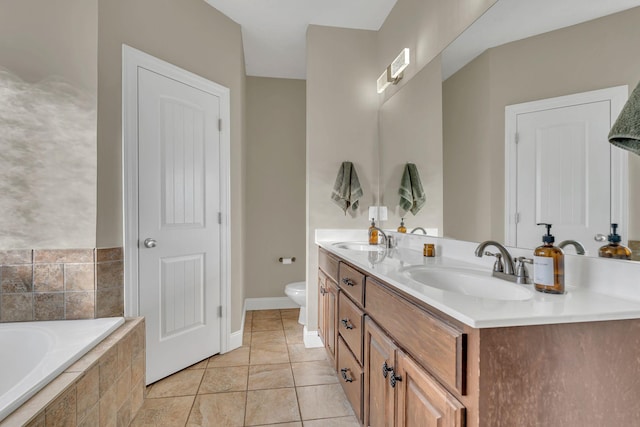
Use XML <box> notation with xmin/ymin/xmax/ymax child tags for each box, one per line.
<box><xmin>229</xmin><ymin>330</ymin><xmax>243</xmax><ymax>350</ymax></box>
<box><xmin>245</xmin><ymin>297</ymin><xmax>299</xmax><ymax>311</ymax></box>
<box><xmin>227</xmin><ymin>298</ymin><xmax>311</xmax><ymax>352</ymax></box>
<box><xmin>225</xmin><ymin>300</ymin><xmax>246</xmax><ymax>353</ymax></box>
<box><xmin>303</xmin><ymin>326</ymin><xmax>324</xmax><ymax>348</ymax></box>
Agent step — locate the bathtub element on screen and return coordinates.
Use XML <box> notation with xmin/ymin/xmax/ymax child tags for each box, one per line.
<box><xmin>0</xmin><ymin>317</ymin><xmax>125</xmax><ymax>422</ymax></box>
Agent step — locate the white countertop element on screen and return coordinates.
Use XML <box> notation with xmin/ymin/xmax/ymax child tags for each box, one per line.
<box><xmin>316</xmin><ymin>231</ymin><xmax>640</xmax><ymax>328</ymax></box>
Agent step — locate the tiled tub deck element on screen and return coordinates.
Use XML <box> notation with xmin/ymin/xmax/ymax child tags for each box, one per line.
<box><xmin>1</xmin><ymin>317</ymin><xmax>145</xmax><ymax>426</ymax></box>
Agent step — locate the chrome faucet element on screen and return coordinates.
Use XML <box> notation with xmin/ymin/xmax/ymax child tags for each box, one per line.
<box><xmin>369</xmin><ymin>226</ymin><xmax>390</xmax><ymax>248</ymax></box>
<box><xmin>558</xmin><ymin>240</ymin><xmax>586</xmax><ymax>255</ymax></box>
<box><xmin>410</xmin><ymin>227</ymin><xmax>427</xmax><ymax>235</ymax></box>
<box><xmin>474</xmin><ymin>241</ymin><xmax>531</xmax><ymax>284</ymax></box>
<box><xmin>475</xmin><ymin>241</ymin><xmax>515</xmax><ymax>275</ymax></box>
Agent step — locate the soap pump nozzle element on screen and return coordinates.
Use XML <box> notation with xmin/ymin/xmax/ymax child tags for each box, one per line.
<box><xmin>608</xmin><ymin>223</ymin><xmax>622</xmax><ymax>244</ymax></box>
<box><xmin>537</xmin><ymin>223</ymin><xmax>555</xmax><ymax>245</ymax></box>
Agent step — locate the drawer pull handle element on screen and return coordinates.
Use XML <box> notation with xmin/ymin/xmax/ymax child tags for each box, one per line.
<box><xmin>389</xmin><ymin>369</ymin><xmax>402</xmax><ymax>388</ymax></box>
<box><xmin>341</xmin><ymin>277</ymin><xmax>355</xmax><ymax>287</ymax></box>
<box><xmin>341</xmin><ymin>318</ymin><xmax>354</xmax><ymax>330</ymax></box>
<box><xmin>340</xmin><ymin>368</ymin><xmax>354</xmax><ymax>383</ymax></box>
<box><xmin>382</xmin><ymin>361</ymin><xmax>393</xmax><ymax>378</ymax></box>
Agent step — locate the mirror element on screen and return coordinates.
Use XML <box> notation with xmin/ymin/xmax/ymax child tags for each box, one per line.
<box><xmin>380</xmin><ymin>0</ymin><xmax>640</xmax><ymax>260</ymax></box>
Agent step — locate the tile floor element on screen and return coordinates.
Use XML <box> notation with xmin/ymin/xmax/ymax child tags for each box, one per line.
<box><xmin>131</xmin><ymin>309</ymin><xmax>359</xmax><ymax>426</ymax></box>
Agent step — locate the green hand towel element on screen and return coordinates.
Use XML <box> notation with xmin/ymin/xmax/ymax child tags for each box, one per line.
<box><xmin>609</xmin><ymin>81</ymin><xmax>640</xmax><ymax>156</ymax></box>
<box><xmin>398</xmin><ymin>163</ymin><xmax>426</xmax><ymax>215</ymax></box>
<box><xmin>331</xmin><ymin>161</ymin><xmax>363</xmax><ymax>214</ymax></box>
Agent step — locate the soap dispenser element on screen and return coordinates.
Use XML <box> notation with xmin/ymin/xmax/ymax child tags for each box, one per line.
<box><xmin>533</xmin><ymin>223</ymin><xmax>565</xmax><ymax>294</ymax></box>
<box><xmin>397</xmin><ymin>218</ymin><xmax>407</xmax><ymax>233</ymax></box>
<box><xmin>599</xmin><ymin>223</ymin><xmax>631</xmax><ymax>260</ymax></box>
<box><xmin>368</xmin><ymin>218</ymin><xmax>379</xmax><ymax>245</ymax></box>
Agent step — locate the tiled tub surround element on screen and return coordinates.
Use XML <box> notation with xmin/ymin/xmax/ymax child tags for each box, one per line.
<box><xmin>0</xmin><ymin>248</ymin><xmax>123</xmax><ymax>322</ymax></box>
<box><xmin>0</xmin><ymin>318</ymin><xmax>125</xmax><ymax>422</ymax></box>
<box><xmin>1</xmin><ymin>317</ymin><xmax>145</xmax><ymax>426</ymax></box>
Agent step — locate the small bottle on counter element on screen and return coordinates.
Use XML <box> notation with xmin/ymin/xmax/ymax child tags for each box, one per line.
<box><xmin>598</xmin><ymin>223</ymin><xmax>631</xmax><ymax>260</ymax></box>
<box><xmin>533</xmin><ymin>223</ymin><xmax>564</xmax><ymax>294</ymax></box>
<box><xmin>368</xmin><ymin>218</ymin><xmax>379</xmax><ymax>245</ymax></box>
<box><xmin>397</xmin><ymin>218</ymin><xmax>407</xmax><ymax>233</ymax></box>
<box><xmin>423</xmin><ymin>243</ymin><xmax>435</xmax><ymax>257</ymax></box>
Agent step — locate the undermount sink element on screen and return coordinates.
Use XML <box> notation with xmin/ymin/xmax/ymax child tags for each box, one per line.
<box><xmin>403</xmin><ymin>266</ymin><xmax>533</xmax><ymax>301</ymax></box>
<box><xmin>332</xmin><ymin>242</ymin><xmax>385</xmax><ymax>252</ymax></box>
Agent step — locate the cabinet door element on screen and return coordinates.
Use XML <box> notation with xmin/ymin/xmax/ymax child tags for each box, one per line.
<box><xmin>364</xmin><ymin>317</ymin><xmax>396</xmax><ymax>427</ymax></box>
<box><xmin>326</xmin><ymin>278</ymin><xmax>338</xmax><ymax>362</ymax></box>
<box><xmin>318</xmin><ymin>270</ymin><xmax>327</xmax><ymax>345</ymax></box>
<box><xmin>396</xmin><ymin>351</ymin><xmax>465</xmax><ymax>427</ymax></box>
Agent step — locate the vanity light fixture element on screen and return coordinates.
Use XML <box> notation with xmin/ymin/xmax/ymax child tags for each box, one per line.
<box><xmin>376</xmin><ymin>48</ymin><xmax>410</xmax><ymax>93</ymax></box>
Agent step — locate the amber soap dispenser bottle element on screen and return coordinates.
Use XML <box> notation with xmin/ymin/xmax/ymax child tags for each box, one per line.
<box><xmin>533</xmin><ymin>223</ymin><xmax>565</xmax><ymax>294</ymax></box>
<box><xmin>368</xmin><ymin>218</ymin><xmax>379</xmax><ymax>245</ymax></box>
<box><xmin>599</xmin><ymin>223</ymin><xmax>632</xmax><ymax>260</ymax></box>
<box><xmin>397</xmin><ymin>218</ymin><xmax>407</xmax><ymax>233</ymax></box>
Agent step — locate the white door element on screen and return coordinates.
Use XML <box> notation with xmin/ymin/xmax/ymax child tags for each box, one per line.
<box><xmin>138</xmin><ymin>67</ymin><xmax>221</xmax><ymax>384</ymax></box>
<box><xmin>506</xmin><ymin>87</ymin><xmax>628</xmax><ymax>256</ymax></box>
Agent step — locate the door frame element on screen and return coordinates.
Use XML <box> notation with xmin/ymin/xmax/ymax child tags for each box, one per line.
<box><xmin>122</xmin><ymin>45</ymin><xmax>232</xmax><ymax>353</ymax></box>
<box><xmin>504</xmin><ymin>85</ymin><xmax>629</xmax><ymax>247</ymax></box>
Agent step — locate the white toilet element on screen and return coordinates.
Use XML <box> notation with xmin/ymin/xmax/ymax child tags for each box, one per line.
<box><xmin>284</xmin><ymin>281</ymin><xmax>306</xmax><ymax>325</ymax></box>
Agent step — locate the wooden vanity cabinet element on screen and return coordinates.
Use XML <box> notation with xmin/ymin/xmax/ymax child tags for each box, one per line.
<box><xmin>339</xmin><ymin>261</ymin><xmax>365</xmax><ymax>306</ymax></box>
<box><xmin>318</xmin><ymin>270</ymin><xmax>326</xmax><ymax>346</ymax></box>
<box><xmin>396</xmin><ymin>349</ymin><xmax>465</xmax><ymax>427</ymax></box>
<box><xmin>338</xmin><ymin>291</ymin><xmax>364</xmax><ymax>363</ymax></box>
<box><xmin>334</xmin><ymin>256</ymin><xmax>367</xmax><ymax>424</ymax></box>
<box><xmin>364</xmin><ymin>311</ymin><xmax>465</xmax><ymax>427</ymax></box>
<box><xmin>325</xmin><ymin>278</ymin><xmax>338</xmax><ymax>364</ymax></box>
<box><xmin>321</xmin><ymin>248</ymin><xmax>640</xmax><ymax>426</ymax></box>
<box><xmin>318</xmin><ymin>249</ymin><xmax>339</xmax><ymax>366</ymax></box>
<box><xmin>321</xmin><ymin>249</ymin><xmax>468</xmax><ymax>426</ymax></box>
<box><xmin>365</xmin><ymin>277</ymin><xmax>466</xmax><ymax>395</ymax></box>
<box><xmin>338</xmin><ymin>336</ymin><xmax>364</xmax><ymax>420</ymax></box>
<box><xmin>364</xmin><ymin>317</ymin><xmax>397</xmax><ymax>427</ymax></box>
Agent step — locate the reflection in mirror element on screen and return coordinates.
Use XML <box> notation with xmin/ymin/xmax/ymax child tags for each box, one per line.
<box><xmin>379</xmin><ymin>57</ymin><xmax>443</xmax><ymax>237</ymax></box>
<box><xmin>441</xmin><ymin>1</ymin><xmax>640</xmax><ymax>260</ymax></box>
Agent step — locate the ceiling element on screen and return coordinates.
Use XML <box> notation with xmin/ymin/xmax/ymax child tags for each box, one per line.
<box><xmin>205</xmin><ymin>0</ymin><xmax>397</xmax><ymax>79</ymax></box>
<box><xmin>205</xmin><ymin>0</ymin><xmax>640</xmax><ymax>81</ymax></box>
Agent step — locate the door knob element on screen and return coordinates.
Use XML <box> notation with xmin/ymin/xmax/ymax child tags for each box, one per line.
<box><xmin>143</xmin><ymin>238</ymin><xmax>157</xmax><ymax>248</ymax></box>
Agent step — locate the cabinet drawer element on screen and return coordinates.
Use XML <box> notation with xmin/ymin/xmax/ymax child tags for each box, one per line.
<box><xmin>365</xmin><ymin>278</ymin><xmax>467</xmax><ymax>395</ymax></box>
<box><xmin>337</xmin><ymin>336</ymin><xmax>363</xmax><ymax>423</ymax></box>
<box><xmin>338</xmin><ymin>292</ymin><xmax>364</xmax><ymax>364</ymax></box>
<box><xmin>319</xmin><ymin>248</ymin><xmax>339</xmax><ymax>283</ymax></box>
<box><xmin>338</xmin><ymin>262</ymin><xmax>365</xmax><ymax>306</ymax></box>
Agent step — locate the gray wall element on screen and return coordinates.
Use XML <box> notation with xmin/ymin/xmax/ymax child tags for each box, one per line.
<box><xmin>245</xmin><ymin>77</ymin><xmax>306</xmax><ymax>298</ymax></box>
<box><xmin>0</xmin><ymin>0</ymin><xmax>98</xmax><ymax>249</ymax></box>
<box><xmin>97</xmin><ymin>0</ymin><xmax>247</xmax><ymax>331</ymax></box>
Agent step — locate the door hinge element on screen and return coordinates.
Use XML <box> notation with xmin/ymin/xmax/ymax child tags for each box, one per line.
<box><xmin>514</xmin><ymin>132</ymin><xmax>519</xmax><ymax>144</ymax></box>
<box><xmin>218</xmin><ymin>118</ymin><xmax>222</xmax><ymax>132</ymax></box>
<box><xmin>217</xmin><ymin>305</ymin><xmax>223</xmax><ymax>318</ymax></box>
<box><xmin>515</xmin><ymin>212</ymin><xmax>520</xmax><ymax>224</ymax></box>
<box><xmin>218</xmin><ymin>212</ymin><xmax>222</xmax><ymax>224</ymax></box>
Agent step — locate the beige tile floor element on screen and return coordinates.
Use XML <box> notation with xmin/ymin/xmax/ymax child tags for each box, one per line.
<box><xmin>131</xmin><ymin>309</ymin><xmax>359</xmax><ymax>426</ymax></box>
